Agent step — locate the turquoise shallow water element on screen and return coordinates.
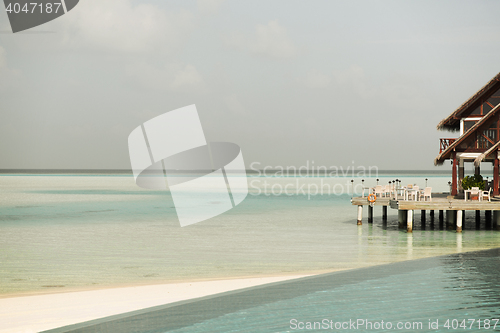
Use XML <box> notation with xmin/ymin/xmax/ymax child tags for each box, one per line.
<box><xmin>44</xmin><ymin>249</ymin><xmax>500</xmax><ymax>333</ymax></box>
<box><xmin>1</xmin><ymin>173</ymin><xmax>500</xmax><ymax>296</ymax></box>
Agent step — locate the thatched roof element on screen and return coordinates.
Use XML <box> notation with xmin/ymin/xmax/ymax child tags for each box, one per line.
<box><xmin>434</xmin><ymin>103</ymin><xmax>500</xmax><ymax>165</ymax></box>
<box><xmin>436</xmin><ymin>72</ymin><xmax>500</xmax><ymax>131</ymax></box>
<box><xmin>474</xmin><ymin>140</ymin><xmax>500</xmax><ymax>167</ymax></box>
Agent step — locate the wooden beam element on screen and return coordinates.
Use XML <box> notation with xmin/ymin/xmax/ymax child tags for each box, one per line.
<box><xmin>452</xmin><ymin>152</ymin><xmax>458</xmax><ymax>196</ymax></box>
<box><xmin>494</xmin><ymin>151</ymin><xmax>499</xmax><ymax>196</ymax></box>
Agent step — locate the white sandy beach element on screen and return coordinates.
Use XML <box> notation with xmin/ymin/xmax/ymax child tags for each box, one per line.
<box><xmin>0</xmin><ymin>275</ymin><xmax>310</xmax><ymax>333</ymax></box>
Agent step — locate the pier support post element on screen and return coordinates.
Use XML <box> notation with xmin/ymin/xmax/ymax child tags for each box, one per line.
<box><xmin>421</xmin><ymin>210</ymin><xmax>426</xmax><ymax>230</ymax></box>
<box><xmin>430</xmin><ymin>210</ymin><xmax>434</xmax><ymax>219</ymax></box>
<box><xmin>493</xmin><ymin>211</ymin><xmax>500</xmax><ymax>230</ymax></box>
<box><xmin>382</xmin><ymin>206</ymin><xmax>387</xmax><ymax>221</ymax></box>
<box><xmin>439</xmin><ymin>210</ymin><xmax>444</xmax><ymax>222</ymax></box>
<box><xmin>398</xmin><ymin>210</ymin><xmax>407</xmax><ymax>229</ymax></box>
<box><xmin>357</xmin><ymin>205</ymin><xmax>363</xmax><ymax>225</ymax></box>
<box><xmin>485</xmin><ymin>210</ymin><xmax>492</xmax><ymax>228</ymax></box>
<box><xmin>476</xmin><ymin>210</ymin><xmax>481</xmax><ymax>229</ymax></box>
<box><xmin>368</xmin><ymin>205</ymin><xmax>373</xmax><ymax>223</ymax></box>
<box><xmin>456</xmin><ymin>210</ymin><xmax>463</xmax><ymax>233</ymax></box>
<box><xmin>446</xmin><ymin>210</ymin><xmax>457</xmax><ymax>230</ymax></box>
<box><xmin>407</xmin><ymin>210</ymin><xmax>413</xmax><ymax>233</ymax></box>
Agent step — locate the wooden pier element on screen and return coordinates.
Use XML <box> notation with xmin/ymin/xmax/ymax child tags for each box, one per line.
<box><xmin>351</xmin><ymin>193</ymin><xmax>500</xmax><ymax>233</ymax></box>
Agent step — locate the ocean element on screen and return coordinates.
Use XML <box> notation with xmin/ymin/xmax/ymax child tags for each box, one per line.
<box><xmin>1</xmin><ymin>172</ymin><xmax>500</xmax><ymax>332</ymax></box>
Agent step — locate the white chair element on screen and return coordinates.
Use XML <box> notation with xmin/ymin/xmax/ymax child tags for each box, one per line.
<box><xmin>408</xmin><ymin>185</ymin><xmax>419</xmax><ymax>201</ymax></box>
<box><xmin>374</xmin><ymin>185</ymin><xmax>384</xmax><ymax>197</ymax></box>
<box><xmin>481</xmin><ymin>188</ymin><xmax>492</xmax><ymax>202</ymax></box>
<box><xmin>383</xmin><ymin>185</ymin><xmax>391</xmax><ymax>197</ymax></box>
<box><xmin>420</xmin><ymin>187</ymin><xmax>432</xmax><ymax>201</ymax></box>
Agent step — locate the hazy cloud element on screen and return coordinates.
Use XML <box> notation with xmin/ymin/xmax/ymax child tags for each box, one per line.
<box><xmin>0</xmin><ymin>46</ymin><xmax>20</xmax><ymax>90</ymax></box>
<box><xmin>304</xmin><ymin>70</ymin><xmax>331</xmax><ymax>89</ymax></box>
<box><xmin>228</xmin><ymin>20</ymin><xmax>296</xmax><ymax>59</ymax></box>
<box><xmin>197</xmin><ymin>0</ymin><xmax>226</xmax><ymax>16</ymax></box>
<box><xmin>170</xmin><ymin>64</ymin><xmax>203</xmax><ymax>90</ymax></box>
<box><xmin>127</xmin><ymin>62</ymin><xmax>203</xmax><ymax>92</ymax></box>
<box><xmin>61</xmin><ymin>0</ymin><xmax>194</xmax><ymax>53</ymax></box>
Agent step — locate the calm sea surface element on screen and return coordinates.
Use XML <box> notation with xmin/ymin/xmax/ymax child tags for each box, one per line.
<box><xmin>1</xmin><ymin>172</ymin><xmax>499</xmax><ymax>298</ymax></box>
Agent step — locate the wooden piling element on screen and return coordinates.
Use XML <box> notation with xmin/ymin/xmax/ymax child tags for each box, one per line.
<box><xmin>368</xmin><ymin>205</ymin><xmax>373</xmax><ymax>223</ymax></box>
<box><xmin>439</xmin><ymin>210</ymin><xmax>444</xmax><ymax>222</ymax></box>
<box><xmin>456</xmin><ymin>210</ymin><xmax>463</xmax><ymax>233</ymax></box>
<box><xmin>398</xmin><ymin>210</ymin><xmax>407</xmax><ymax>229</ymax></box>
<box><xmin>420</xmin><ymin>210</ymin><xmax>426</xmax><ymax>230</ymax></box>
<box><xmin>446</xmin><ymin>210</ymin><xmax>457</xmax><ymax>230</ymax></box>
<box><xmin>407</xmin><ymin>210</ymin><xmax>413</xmax><ymax>233</ymax></box>
<box><xmin>493</xmin><ymin>211</ymin><xmax>500</xmax><ymax>230</ymax></box>
<box><xmin>382</xmin><ymin>206</ymin><xmax>387</xmax><ymax>221</ymax></box>
<box><xmin>357</xmin><ymin>205</ymin><xmax>362</xmax><ymax>225</ymax></box>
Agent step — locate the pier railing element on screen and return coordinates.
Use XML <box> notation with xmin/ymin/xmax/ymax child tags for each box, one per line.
<box><xmin>439</xmin><ymin>138</ymin><xmax>456</xmax><ymax>153</ymax></box>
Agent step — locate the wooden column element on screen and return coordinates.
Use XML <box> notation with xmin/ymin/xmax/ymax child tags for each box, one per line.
<box><xmin>407</xmin><ymin>210</ymin><xmax>413</xmax><ymax>233</ymax></box>
<box><xmin>382</xmin><ymin>206</ymin><xmax>387</xmax><ymax>221</ymax></box>
<box><xmin>446</xmin><ymin>210</ymin><xmax>457</xmax><ymax>230</ymax></box>
<box><xmin>494</xmin><ymin>151</ymin><xmax>499</xmax><ymax>196</ymax></box>
<box><xmin>357</xmin><ymin>205</ymin><xmax>363</xmax><ymax>225</ymax></box>
<box><xmin>493</xmin><ymin>211</ymin><xmax>500</xmax><ymax>230</ymax></box>
<box><xmin>458</xmin><ymin>159</ymin><xmax>464</xmax><ymax>193</ymax></box>
<box><xmin>398</xmin><ymin>210</ymin><xmax>407</xmax><ymax>229</ymax></box>
<box><xmin>368</xmin><ymin>205</ymin><xmax>373</xmax><ymax>223</ymax></box>
<box><xmin>456</xmin><ymin>210</ymin><xmax>463</xmax><ymax>233</ymax></box>
<box><xmin>452</xmin><ymin>152</ymin><xmax>458</xmax><ymax>196</ymax></box>
<box><xmin>421</xmin><ymin>210</ymin><xmax>426</xmax><ymax>230</ymax></box>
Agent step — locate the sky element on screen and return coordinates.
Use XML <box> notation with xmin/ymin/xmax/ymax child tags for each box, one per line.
<box><xmin>1</xmin><ymin>0</ymin><xmax>500</xmax><ymax>171</ymax></box>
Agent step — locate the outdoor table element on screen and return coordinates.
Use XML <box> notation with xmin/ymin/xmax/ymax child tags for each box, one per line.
<box><xmin>405</xmin><ymin>188</ymin><xmax>419</xmax><ymax>201</ymax></box>
<box><xmin>464</xmin><ymin>190</ymin><xmax>481</xmax><ymax>202</ymax></box>
<box><xmin>394</xmin><ymin>187</ymin><xmax>405</xmax><ymax>200</ymax></box>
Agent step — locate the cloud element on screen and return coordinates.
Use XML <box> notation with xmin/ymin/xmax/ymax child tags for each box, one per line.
<box><xmin>228</xmin><ymin>20</ymin><xmax>296</xmax><ymax>59</ymax></box>
<box><xmin>332</xmin><ymin>65</ymin><xmax>370</xmax><ymax>98</ymax></box>
<box><xmin>197</xmin><ymin>0</ymin><xmax>226</xmax><ymax>16</ymax></box>
<box><xmin>127</xmin><ymin>62</ymin><xmax>203</xmax><ymax>92</ymax></box>
<box><xmin>0</xmin><ymin>46</ymin><xmax>6</xmax><ymax>69</ymax></box>
<box><xmin>170</xmin><ymin>64</ymin><xmax>203</xmax><ymax>90</ymax></box>
<box><xmin>224</xmin><ymin>95</ymin><xmax>246</xmax><ymax>115</ymax></box>
<box><xmin>0</xmin><ymin>46</ymin><xmax>20</xmax><ymax>90</ymax></box>
<box><xmin>304</xmin><ymin>70</ymin><xmax>331</xmax><ymax>89</ymax></box>
<box><xmin>61</xmin><ymin>0</ymin><xmax>194</xmax><ymax>54</ymax></box>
